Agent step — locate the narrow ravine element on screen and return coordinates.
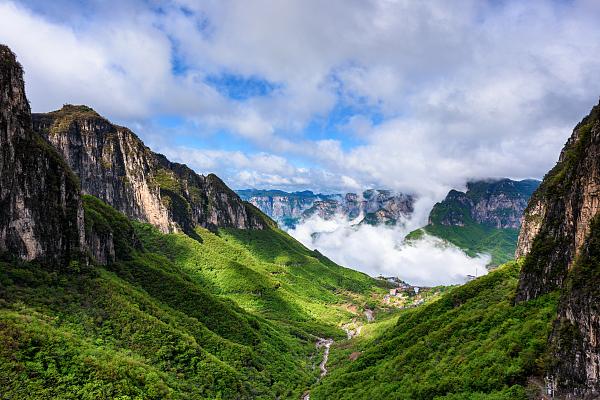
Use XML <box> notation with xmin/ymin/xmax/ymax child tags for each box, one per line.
<box><xmin>302</xmin><ymin>310</ymin><xmax>374</xmax><ymax>399</ymax></box>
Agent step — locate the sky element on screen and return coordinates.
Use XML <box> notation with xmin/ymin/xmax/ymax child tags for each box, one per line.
<box><xmin>2</xmin><ymin>0</ymin><xmax>600</xmax><ymax>200</ymax></box>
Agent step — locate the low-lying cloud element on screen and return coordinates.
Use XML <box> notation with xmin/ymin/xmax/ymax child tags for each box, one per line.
<box><xmin>289</xmin><ymin>214</ymin><xmax>489</xmax><ymax>287</ymax></box>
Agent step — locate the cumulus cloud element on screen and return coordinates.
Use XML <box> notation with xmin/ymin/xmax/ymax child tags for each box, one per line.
<box><xmin>289</xmin><ymin>214</ymin><xmax>489</xmax><ymax>286</ymax></box>
<box><xmin>3</xmin><ymin>0</ymin><xmax>600</xmax><ymax>197</ymax></box>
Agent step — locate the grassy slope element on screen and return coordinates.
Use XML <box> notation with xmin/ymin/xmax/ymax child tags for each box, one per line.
<box><xmin>0</xmin><ymin>195</ymin><xmax>383</xmax><ymax>399</ymax></box>
<box><xmin>411</xmin><ymin>224</ymin><xmax>520</xmax><ymax>266</ymax></box>
<box><xmin>406</xmin><ymin>180</ymin><xmax>538</xmax><ymax>267</ymax></box>
<box><xmin>135</xmin><ymin>222</ymin><xmax>384</xmax><ymax>337</ymax></box>
<box><xmin>310</xmin><ymin>261</ymin><xmax>559</xmax><ymax>400</ymax></box>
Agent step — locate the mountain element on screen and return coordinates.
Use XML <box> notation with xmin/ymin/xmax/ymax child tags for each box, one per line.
<box><xmin>0</xmin><ymin>45</ymin><xmax>385</xmax><ymax>399</ymax></box>
<box><xmin>310</xmin><ymin>260</ymin><xmax>558</xmax><ymax>399</ymax></box>
<box><xmin>238</xmin><ymin>188</ymin><xmax>415</xmax><ymax>228</ymax></box>
<box><xmin>236</xmin><ymin>189</ymin><xmax>340</xmax><ymax>228</ymax></box>
<box><xmin>32</xmin><ymin>106</ymin><xmax>267</xmax><ymax>240</ymax></box>
<box><xmin>311</xmin><ymin>101</ymin><xmax>600</xmax><ymax>399</ymax></box>
<box><xmin>515</xmin><ymin>101</ymin><xmax>600</xmax><ymax>397</ymax></box>
<box><xmin>407</xmin><ymin>179</ymin><xmax>540</xmax><ymax>266</ymax></box>
<box><xmin>0</xmin><ymin>45</ymin><xmax>84</xmax><ymax>265</ymax></box>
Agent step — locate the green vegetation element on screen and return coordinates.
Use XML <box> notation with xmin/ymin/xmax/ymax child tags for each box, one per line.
<box><xmin>40</xmin><ymin>104</ymin><xmax>104</xmax><ymax>136</ymax></box>
<box><xmin>0</xmin><ymin>196</ymin><xmax>384</xmax><ymax>399</ymax></box>
<box><xmin>135</xmin><ymin>221</ymin><xmax>383</xmax><ymax>336</ymax></box>
<box><xmin>311</xmin><ymin>261</ymin><xmax>559</xmax><ymax>399</ymax></box>
<box><xmin>406</xmin><ymin>179</ymin><xmax>540</xmax><ymax>266</ymax></box>
<box><xmin>408</xmin><ymin>224</ymin><xmax>520</xmax><ymax>266</ymax></box>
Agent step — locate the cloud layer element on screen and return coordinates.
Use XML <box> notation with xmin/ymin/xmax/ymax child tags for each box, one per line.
<box><xmin>289</xmin><ymin>215</ymin><xmax>489</xmax><ymax>286</ymax></box>
<box><xmin>2</xmin><ymin>0</ymin><xmax>600</xmax><ymax>199</ymax></box>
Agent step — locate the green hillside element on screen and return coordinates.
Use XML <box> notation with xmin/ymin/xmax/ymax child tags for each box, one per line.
<box><xmin>406</xmin><ymin>180</ymin><xmax>539</xmax><ymax>266</ymax></box>
<box><xmin>311</xmin><ymin>261</ymin><xmax>559</xmax><ymax>399</ymax></box>
<box><xmin>0</xmin><ymin>195</ymin><xmax>384</xmax><ymax>399</ymax></box>
<box><xmin>407</xmin><ymin>224</ymin><xmax>520</xmax><ymax>266</ymax></box>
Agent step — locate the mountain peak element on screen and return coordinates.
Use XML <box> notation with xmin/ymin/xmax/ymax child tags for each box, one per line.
<box><xmin>0</xmin><ymin>44</ymin><xmax>85</xmax><ymax>264</ymax></box>
<box><xmin>52</xmin><ymin>104</ymin><xmax>101</xmax><ymax>118</ymax></box>
<box><xmin>31</xmin><ymin>104</ymin><xmax>268</xmax><ymax>238</ymax></box>
<box><xmin>515</xmin><ymin>100</ymin><xmax>600</xmax><ymax>396</ymax></box>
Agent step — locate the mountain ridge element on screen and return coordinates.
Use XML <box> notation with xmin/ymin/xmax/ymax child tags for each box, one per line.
<box><xmin>0</xmin><ymin>45</ymin><xmax>385</xmax><ymax>399</ymax></box>
<box><xmin>515</xmin><ymin>100</ymin><xmax>600</xmax><ymax>397</ymax></box>
<box><xmin>407</xmin><ymin>178</ymin><xmax>540</xmax><ymax>266</ymax></box>
<box><xmin>32</xmin><ymin>104</ymin><xmax>269</xmax><ymax>242</ymax></box>
<box><xmin>237</xmin><ymin>188</ymin><xmax>415</xmax><ymax>228</ymax></box>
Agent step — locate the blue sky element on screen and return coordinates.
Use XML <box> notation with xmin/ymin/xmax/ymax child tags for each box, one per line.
<box><xmin>2</xmin><ymin>0</ymin><xmax>600</xmax><ymax>200</ymax></box>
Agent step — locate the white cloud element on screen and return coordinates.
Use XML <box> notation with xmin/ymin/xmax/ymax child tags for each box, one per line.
<box><xmin>289</xmin><ymin>214</ymin><xmax>489</xmax><ymax>286</ymax></box>
<box><xmin>3</xmin><ymin>0</ymin><xmax>600</xmax><ymax>197</ymax></box>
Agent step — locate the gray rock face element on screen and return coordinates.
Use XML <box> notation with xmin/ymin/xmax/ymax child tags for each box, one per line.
<box><xmin>237</xmin><ymin>190</ymin><xmax>337</xmax><ymax>227</ymax></box>
<box><xmin>32</xmin><ymin>106</ymin><xmax>268</xmax><ymax>236</ymax></box>
<box><xmin>515</xmin><ymin>101</ymin><xmax>600</xmax><ymax>398</ymax></box>
<box><xmin>303</xmin><ymin>189</ymin><xmax>414</xmax><ymax>225</ymax></box>
<box><xmin>0</xmin><ymin>45</ymin><xmax>85</xmax><ymax>264</ymax></box>
<box><xmin>429</xmin><ymin>179</ymin><xmax>540</xmax><ymax>229</ymax></box>
<box><xmin>238</xmin><ymin>189</ymin><xmax>415</xmax><ymax>227</ymax></box>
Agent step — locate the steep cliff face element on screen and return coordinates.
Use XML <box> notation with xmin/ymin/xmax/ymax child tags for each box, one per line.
<box><xmin>429</xmin><ymin>179</ymin><xmax>539</xmax><ymax>229</ymax></box>
<box><xmin>302</xmin><ymin>189</ymin><xmax>415</xmax><ymax>225</ymax></box>
<box><xmin>0</xmin><ymin>45</ymin><xmax>84</xmax><ymax>264</ymax></box>
<box><xmin>515</xmin><ymin>101</ymin><xmax>600</xmax><ymax>398</ymax></box>
<box><xmin>237</xmin><ymin>189</ymin><xmax>337</xmax><ymax>228</ymax></box>
<box><xmin>515</xmin><ymin>104</ymin><xmax>600</xmax><ymax>301</ymax></box>
<box><xmin>238</xmin><ymin>188</ymin><xmax>414</xmax><ymax>228</ymax></box>
<box><xmin>33</xmin><ymin>106</ymin><xmax>268</xmax><ymax>236</ymax></box>
<box><xmin>408</xmin><ymin>179</ymin><xmax>539</xmax><ymax>266</ymax></box>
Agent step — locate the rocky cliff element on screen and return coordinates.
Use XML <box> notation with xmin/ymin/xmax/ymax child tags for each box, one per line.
<box><xmin>515</xmin><ymin>103</ymin><xmax>600</xmax><ymax>301</ymax></box>
<box><xmin>0</xmin><ymin>45</ymin><xmax>84</xmax><ymax>264</ymax></box>
<box><xmin>429</xmin><ymin>179</ymin><xmax>540</xmax><ymax>229</ymax></box>
<box><xmin>33</xmin><ymin>106</ymin><xmax>268</xmax><ymax>236</ymax></box>
<box><xmin>515</xmin><ymin>101</ymin><xmax>600</xmax><ymax>398</ymax></box>
<box><xmin>308</xmin><ymin>190</ymin><xmax>415</xmax><ymax>226</ymax></box>
<box><xmin>407</xmin><ymin>179</ymin><xmax>539</xmax><ymax>266</ymax></box>
<box><xmin>237</xmin><ymin>189</ymin><xmax>338</xmax><ymax>228</ymax></box>
<box><xmin>238</xmin><ymin>188</ymin><xmax>414</xmax><ymax>228</ymax></box>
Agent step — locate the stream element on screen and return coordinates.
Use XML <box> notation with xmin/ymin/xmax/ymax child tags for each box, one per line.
<box><xmin>302</xmin><ymin>337</ymin><xmax>334</xmax><ymax>400</ymax></box>
<box><xmin>302</xmin><ymin>310</ymin><xmax>375</xmax><ymax>399</ymax></box>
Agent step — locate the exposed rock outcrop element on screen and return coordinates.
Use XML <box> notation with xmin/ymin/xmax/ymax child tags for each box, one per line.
<box><xmin>33</xmin><ymin>106</ymin><xmax>269</xmax><ymax>236</ymax></box>
<box><xmin>237</xmin><ymin>189</ymin><xmax>337</xmax><ymax>228</ymax></box>
<box><xmin>238</xmin><ymin>188</ymin><xmax>415</xmax><ymax>228</ymax></box>
<box><xmin>515</xmin><ymin>101</ymin><xmax>600</xmax><ymax>398</ymax></box>
<box><xmin>515</xmin><ymin>103</ymin><xmax>600</xmax><ymax>301</ymax></box>
<box><xmin>429</xmin><ymin>179</ymin><xmax>540</xmax><ymax>229</ymax></box>
<box><xmin>0</xmin><ymin>45</ymin><xmax>84</xmax><ymax>264</ymax></box>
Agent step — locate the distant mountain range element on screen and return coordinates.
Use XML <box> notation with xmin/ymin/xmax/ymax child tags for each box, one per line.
<box><xmin>241</xmin><ymin>178</ymin><xmax>541</xmax><ymax>266</ymax></box>
<box><xmin>407</xmin><ymin>178</ymin><xmax>540</xmax><ymax>266</ymax></box>
<box><xmin>236</xmin><ymin>189</ymin><xmax>415</xmax><ymax>228</ymax></box>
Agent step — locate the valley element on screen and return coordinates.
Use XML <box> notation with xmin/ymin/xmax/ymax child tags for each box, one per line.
<box><xmin>2</xmin><ymin>7</ymin><xmax>600</xmax><ymax>397</ymax></box>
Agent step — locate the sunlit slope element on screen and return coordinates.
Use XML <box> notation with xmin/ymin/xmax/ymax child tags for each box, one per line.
<box><xmin>311</xmin><ymin>261</ymin><xmax>558</xmax><ymax>400</ymax></box>
<box><xmin>135</xmin><ymin>215</ymin><xmax>385</xmax><ymax>336</ymax></box>
<box><xmin>408</xmin><ymin>224</ymin><xmax>520</xmax><ymax>266</ymax></box>
<box><xmin>0</xmin><ymin>195</ymin><xmax>384</xmax><ymax>399</ymax></box>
